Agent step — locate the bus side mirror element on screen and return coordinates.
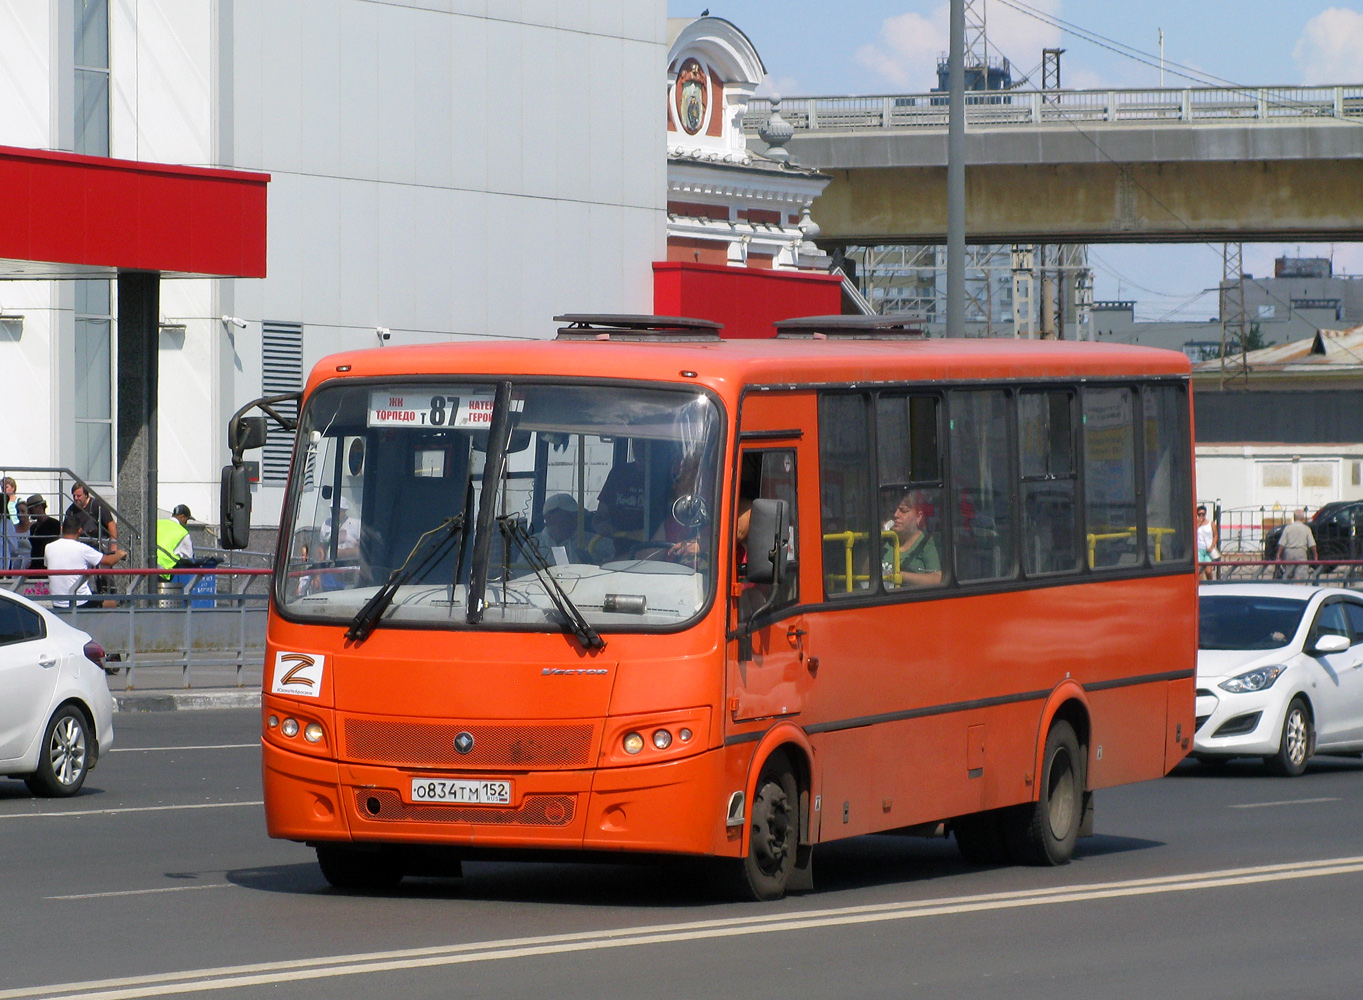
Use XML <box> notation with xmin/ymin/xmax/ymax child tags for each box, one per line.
<box><xmin>220</xmin><ymin>464</ymin><xmax>252</xmax><ymax>549</ymax></box>
<box><xmin>229</xmin><ymin>415</ymin><xmax>270</xmax><ymax>453</ymax></box>
<box><xmin>745</xmin><ymin>498</ymin><xmax>788</xmax><ymax>586</ymax></box>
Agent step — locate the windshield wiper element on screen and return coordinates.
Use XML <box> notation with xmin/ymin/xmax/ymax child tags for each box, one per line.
<box><xmin>466</xmin><ymin>381</ymin><xmax>515</xmax><ymax>625</ymax></box>
<box><xmin>498</xmin><ymin>514</ymin><xmax>605</xmax><ymax>650</ymax></box>
<box><xmin>346</xmin><ymin>514</ymin><xmax>466</xmax><ymax>643</ymax></box>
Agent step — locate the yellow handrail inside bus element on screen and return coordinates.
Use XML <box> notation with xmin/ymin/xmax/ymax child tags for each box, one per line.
<box><xmin>823</xmin><ymin>530</ymin><xmax>901</xmax><ymax>592</ymax></box>
<box><xmin>1087</xmin><ymin>526</ymin><xmax>1177</xmax><ymax>567</ymax></box>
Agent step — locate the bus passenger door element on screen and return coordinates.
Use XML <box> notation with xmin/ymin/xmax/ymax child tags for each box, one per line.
<box><xmin>728</xmin><ymin>402</ymin><xmax>815</xmax><ymax>724</ymax></box>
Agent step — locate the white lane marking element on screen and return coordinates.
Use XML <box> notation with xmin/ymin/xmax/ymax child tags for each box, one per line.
<box><xmin>109</xmin><ymin>744</ymin><xmax>257</xmax><ymax>753</ymax></box>
<box><xmin>7</xmin><ymin>855</ymin><xmax>1363</xmax><ymax>1000</ymax></box>
<box><xmin>0</xmin><ymin>801</ymin><xmax>262</xmax><ymax>820</ymax></box>
<box><xmin>1228</xmin><ymin>797</ymin><xmax>1342</xmax><ymax>809</ymax></box>
<box><xmin>48</xmin><ymin>884</ymin><xmax>234</xmax><ymax>901</ymax></box>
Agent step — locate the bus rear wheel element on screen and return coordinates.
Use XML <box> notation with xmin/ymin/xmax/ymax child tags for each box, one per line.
<box><xmin>316</xmin><ymin>844</ymin><xmax>405</xmax><ymax>891</ymax></box>
<box><xmin>1005</xmin><ymin>720</ymin><xmax>1083</xmax><ymax>866</ymax></box>
<box><xmin>710</xmin><ymin>752</ymin><xmax>799</xmax><ymax>901</ymax></box>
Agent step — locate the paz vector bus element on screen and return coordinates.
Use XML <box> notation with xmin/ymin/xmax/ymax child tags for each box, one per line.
<box><xmin>220</xmin><ymin>314</ymin><xmax>1197</xmax><ymax>900</ymax></box>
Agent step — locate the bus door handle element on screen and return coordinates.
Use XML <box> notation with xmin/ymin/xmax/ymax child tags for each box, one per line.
<box><xmin>786</xmin><ymin>625</ymin><xmax>807</xmax><ymax>649</ymax></box>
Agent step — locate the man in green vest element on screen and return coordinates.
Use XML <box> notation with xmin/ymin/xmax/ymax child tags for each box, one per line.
<box><xmin>156</xmin><ymin>504</ymin><xmax>195</xmax><ymax>578</ymax></box>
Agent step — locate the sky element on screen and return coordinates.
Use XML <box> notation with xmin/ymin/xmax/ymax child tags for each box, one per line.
<box><xmin>667</xmin><ymin>1</ymin><xmax>1363</xmax><ymax>321</ymax></box>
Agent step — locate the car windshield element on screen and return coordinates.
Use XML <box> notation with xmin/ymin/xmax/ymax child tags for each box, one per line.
<box><xmin>1198</xmin><ymin>595</ymin><xmax>1308</xmax><ymax>650</ymax></box>
<box><xmin>278</xmin><ymin>381</ymin><xmax>722</xmax><ymax>632</ymax></box>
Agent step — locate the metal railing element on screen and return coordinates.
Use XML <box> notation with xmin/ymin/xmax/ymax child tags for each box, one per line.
<box><xmin>1199</xmin><ymin>559</ymin><xmax>1363</xmax><ymax>585</ymax></box>
<box><xmin>742</xmin><ymin>85</ymin><xmax>1363</xmax><ymax>134</ymax></box>
<box><xmin>3</xmin><ymin>567</ymin><xmax>271</xmax><ymax>689</ymax></box>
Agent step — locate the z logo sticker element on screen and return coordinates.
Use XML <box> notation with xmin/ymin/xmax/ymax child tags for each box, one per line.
<box><xmin>271</xmin><ymin>652</ymin><xmax>324</xmax><ymax>697</ymax></box>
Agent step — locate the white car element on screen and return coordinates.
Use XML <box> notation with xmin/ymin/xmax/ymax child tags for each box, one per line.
<box><xmin>1196</xmin><ymin>583</ymin><xmax>1363</xmax><ymax>776</ymax></box>
<box><xmin>0</xmin><ymin>588</ymin><xmax>114</xmax><ymax>796</ymax></box>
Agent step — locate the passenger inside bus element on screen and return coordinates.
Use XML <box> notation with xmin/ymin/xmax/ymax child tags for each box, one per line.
<box><xmin>529</xmin><ymin>493</ymin><xmax>589</xmax><ymax>565</ymax></box>
<box><xmin>882</xmin><ymin>488</ymin><xmax>943</xmax><ymax>588</ymax></box>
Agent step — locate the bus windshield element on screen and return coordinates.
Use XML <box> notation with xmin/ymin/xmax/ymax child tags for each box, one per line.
<box><xmin>279</xmin><ymin>380</ymin><xmax>721</xmax><ymax>633</ymax></box>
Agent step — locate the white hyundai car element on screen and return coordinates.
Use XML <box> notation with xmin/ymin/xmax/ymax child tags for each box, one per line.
<box><xmin>0</xmin><ymin>588</ymin><xmax>114</xmax><ymax>796</ymax></box>
<box><xmin>1196</xmin><ymin>583</ymin><xmax>1363</xmax><ymax>776</ymax></box>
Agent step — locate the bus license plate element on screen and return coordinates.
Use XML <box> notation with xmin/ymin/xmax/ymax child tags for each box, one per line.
<box><xmin>409</xmin><ymin>778</ymin><xmax>511</xmax><ymax>805</ymax></box>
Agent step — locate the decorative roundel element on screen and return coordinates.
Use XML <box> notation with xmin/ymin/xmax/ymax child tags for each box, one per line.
<box><xmin>675</xmin><ymin>57</ymin><xmax>709</xmax><ymax>135</ymax></box>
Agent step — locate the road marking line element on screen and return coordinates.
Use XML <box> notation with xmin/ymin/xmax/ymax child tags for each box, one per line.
<box><xmin>1228</xmin><ymin>796</ymin><xmax>1342</xmax><ymax>809</ymax></box>
<box><xmin>47</xmin><ymin>884</ymin><xmax>234</xmax><ymax>901</ymax></box>
<box><xmin>0</xmin><ymin>801</ymin><xmax>262</xmax><ymax>820</ymax></box>
<box><xmin>7</xmin><ymin>855</ymin><xmax>1363</xmax><ymax>1000</ymax></box>
<box><xmin>109</xmin><ymin>744</ymin><xmax>257</xmax><ymax>753</ymax></box>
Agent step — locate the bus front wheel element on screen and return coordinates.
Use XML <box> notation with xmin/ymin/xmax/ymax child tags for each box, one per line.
<box><xmin>1005</xmin><ymin>720</ymin><xmax>1082</xmax><ymax>866</ymax></box>
<box><xmin>316</xmin><ymin>844</ymin><xmax>405</xmax><ymax>891</ymax></box>
<box><xmin>710</xmin><ymin>751</ymin><xmax>799</xmax><ymax>901</ymax></box>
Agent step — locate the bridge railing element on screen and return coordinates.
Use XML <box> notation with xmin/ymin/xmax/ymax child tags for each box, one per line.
<box><xmin>743</xmin><ymin>85</ymin><xmax>1363</xmax><ymax>133</ymax></box>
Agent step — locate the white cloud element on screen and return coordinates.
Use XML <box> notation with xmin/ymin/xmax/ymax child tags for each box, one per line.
<box><xmin>754</xmin><ymin>75</ymin><xmax>801</xmax><ymax>99</ymax></box>
<box><xmin>1294</xmin><ymin>7</ymin><xmax>1363</xmax><ymax>84</ymax></box>
<box><xmin>856</xmin><ymin>1</ymin><xmax>1064</xmax><ymax>92</ymax></box>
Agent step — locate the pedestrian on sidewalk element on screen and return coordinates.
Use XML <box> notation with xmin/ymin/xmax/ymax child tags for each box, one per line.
<box><xmin>46</xmin><ymin>512</ymin><xmax>127</xmax><ymax>608</ymax></box>
<box><xmin>1277</xmin><ymin>509</ymin><xmax>1317</xmax><ymax>580</ymax></box>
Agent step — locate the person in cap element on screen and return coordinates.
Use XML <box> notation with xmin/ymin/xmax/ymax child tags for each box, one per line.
<box><xmin>24</xmin><ymin>495</ymin><xmax>61</xmax><ymax>571</ymax></box>
<box><xmin>156</xmin><ymin>504</ymin><xmax>196</xmax><ymax>577</ymax></box>
<box><xmin>530</xmin><ymin>493</ymin><xmax>589</xmax><ymax>565</ymax></box>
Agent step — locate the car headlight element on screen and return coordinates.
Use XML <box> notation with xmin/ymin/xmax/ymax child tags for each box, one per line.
<box><xmin>1219</xmin><ymin>665</ymin><xmax>1286</xmax><ymax>693</ymax></box>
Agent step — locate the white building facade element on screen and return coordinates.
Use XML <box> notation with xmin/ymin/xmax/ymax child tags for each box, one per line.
<box><xmin>0</xmin><ymin>0</ymin><xmax>666</xmax><ymax>528</ymax></box>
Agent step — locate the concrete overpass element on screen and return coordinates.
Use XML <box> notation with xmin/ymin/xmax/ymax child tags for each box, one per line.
<box><xmin>744</xmin><ymin>86</ymin><xmax>1363</xmax><ymax>245</ymax></box>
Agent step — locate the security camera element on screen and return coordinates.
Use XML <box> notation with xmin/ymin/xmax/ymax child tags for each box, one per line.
<box><xmin>220</xmin><ymin>315</ymin><xmax>248</xmax><ymax>329</ymax></box>
<box><xmin>376</xmin><ymin>326</ymin><xmax>391</xmax><ymax>345</ymax></box>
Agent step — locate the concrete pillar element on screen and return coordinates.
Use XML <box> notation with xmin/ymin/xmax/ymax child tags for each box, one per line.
<box><xmin>116</xmin><ymin>271</ymin><xmax>160</xmax><ymax>570</ymax></box>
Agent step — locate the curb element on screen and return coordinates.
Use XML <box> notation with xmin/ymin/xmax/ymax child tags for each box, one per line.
<box><xmin>112</xmin><ymin>690</ymin><xmax>261</xmax><ymax>712</ymax></box>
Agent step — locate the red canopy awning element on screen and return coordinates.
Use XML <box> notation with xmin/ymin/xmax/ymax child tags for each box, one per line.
<box><xmin>0</xmin><ymin>145</ymin><xmax>268</xmax><ymax>279</ymax></box>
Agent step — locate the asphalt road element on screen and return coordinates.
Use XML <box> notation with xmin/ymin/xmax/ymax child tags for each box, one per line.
<box><xmin>3</xmin><ymin>710</ymin><xmax>1363</xmax><ymax>1000</ymax></box>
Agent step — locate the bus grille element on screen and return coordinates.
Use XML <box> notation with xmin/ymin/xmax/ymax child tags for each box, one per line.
<box><xmin>341</xmin><ymin>719</ymin><xmax>595</xmax><ymax>769</ymax></box>
<box><xmin>355</xmin><ymin>789</ymin><xmax>576</xmax><ymax>827</ymax></box>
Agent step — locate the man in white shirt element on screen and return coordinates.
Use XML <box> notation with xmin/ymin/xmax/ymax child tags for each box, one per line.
<box><xmin>45</xmin><ymin>513</ymin><xmax>127</xmax><ymax>607</ymax></box>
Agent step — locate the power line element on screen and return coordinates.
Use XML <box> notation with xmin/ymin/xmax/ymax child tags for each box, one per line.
<box><xmin>994</xmin><ymin>0</ymin><xmax>1363</xmax><ymax>126</ymax></box>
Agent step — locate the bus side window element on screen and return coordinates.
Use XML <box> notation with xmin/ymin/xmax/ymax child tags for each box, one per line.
<box><xmin>1142</xmin><ymin>384</ymin><xmax>1192</xmax><ymax>564</ymax></box>
<box><xmin>1019</xmin><ymin>389</ymin><xmax>1080</xmax><ymax>576</ymax></box>
<box><xmin>950</xmin><ymin>389</ymin><xmax>1017</xmax><ymax>583</ymax></box>
<box><xmin>1083</xmin><ymin>387</ymin><xmax>1139</xmax><ymax>570</ymax></box>
<box><xmin>819</xmin><ymin>393</ymin><xmax>874</xmax><ymax>597</ymax></box>
<box><xmin>876</xmin><ymin>393</ymin><xmax>946</xmax><ymax>591</ymax></box>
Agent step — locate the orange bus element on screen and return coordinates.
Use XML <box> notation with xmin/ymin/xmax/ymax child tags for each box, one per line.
<box><xmin>221</xmin><ymin>315</ymin><xmax>1197</xmax><ymax>900</ymax></box>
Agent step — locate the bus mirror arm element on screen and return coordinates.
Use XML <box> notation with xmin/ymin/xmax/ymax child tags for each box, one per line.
<box><xmin>220</xmin><ymin>391</ymin><xmax>303</xmax><ymax>550</ymax></box>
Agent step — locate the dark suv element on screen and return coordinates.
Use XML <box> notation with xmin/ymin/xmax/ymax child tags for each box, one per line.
<box><xmin>1263</xmin><ymin>502</ymin><xmax>1363</xmax><ymax>563</ymax></box>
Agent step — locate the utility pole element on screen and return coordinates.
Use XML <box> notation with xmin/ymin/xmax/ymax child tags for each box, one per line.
<box><xmin>1219</xmin><ymin>243</ymin><xmax>1250</xmax><ymax>389</ymax></box>
<box><xmin>1159</xmin><ymin>29</ymin><xmax>1165</xmax><ymax>88</ymax></box>
<box><xmin>946</xmin><ymin>0</ymin><xmax>966</xmax><ymax>338</ymax></box>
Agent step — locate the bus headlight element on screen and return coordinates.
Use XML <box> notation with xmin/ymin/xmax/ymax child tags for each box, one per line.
<box><xmin>281</xmin><ymin>718</ymin><xmax>299</xmax><ymax>737</ymax></box>
<box><xmin>652</xmin><ymin>729</ymin><xmax>672</xmax><ymax>750</ymax></box>
<box><xmin>303</xmin><ymin>723</ymin><xmax>324</xmax><ymax>743</ymax></box>
<box><xmin>622</xmin><ymin>732</ymin><xmax>645</xmax><ymax>755</ymax></box>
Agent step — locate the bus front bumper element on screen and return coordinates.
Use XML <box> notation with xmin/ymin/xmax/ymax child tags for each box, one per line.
<box><xmin>261</xmin><ymin>739</ymin><xmax>743</xmax><ymax>858</ymax></box>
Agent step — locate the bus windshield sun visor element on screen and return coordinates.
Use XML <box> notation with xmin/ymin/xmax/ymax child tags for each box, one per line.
<box><xmin>498</xmin><ymin>514</ymin><xmax>605</xmax><ymax>650</ymax></box>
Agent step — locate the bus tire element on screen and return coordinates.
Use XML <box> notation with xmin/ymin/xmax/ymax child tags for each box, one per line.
<box><xmin>316</xmin><ymin>844</ymin><xmax>404</xmax><ymax>891</ymax></box>
<box><xmin>710</xmin><ymin>751</ymin><xmax>799</xmax><ymax>901</ymax></box>
<box><xmin>951</xmin><ymin>810</ymin><xmax>1009</xmax><ymax>865</ymax></box>
<box><xmin>1005</xmin><ymin>720</ymin><xmax>1082</xmax><ymax>866</ymax></box>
